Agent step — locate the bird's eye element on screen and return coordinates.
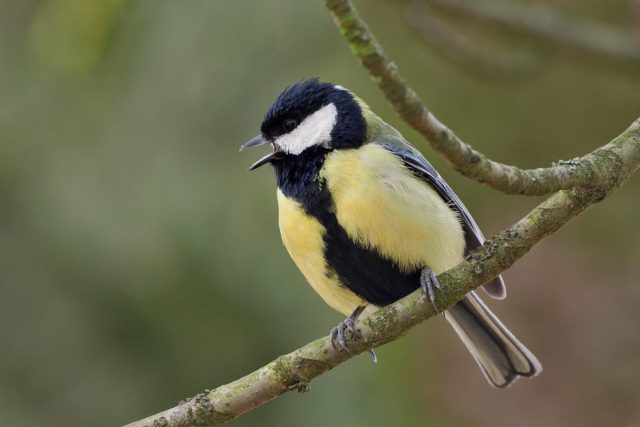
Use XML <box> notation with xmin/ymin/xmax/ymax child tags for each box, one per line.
<box><xmin>283</xmin><ymin>119</ymin><xmax>297</xmax><ymax>133</ymax></box>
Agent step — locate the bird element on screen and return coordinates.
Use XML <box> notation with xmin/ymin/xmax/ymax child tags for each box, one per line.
<box><xmin>241</xmin><ymin>79</ymin><xmax>541</xmax><ymax>388</ymax></box>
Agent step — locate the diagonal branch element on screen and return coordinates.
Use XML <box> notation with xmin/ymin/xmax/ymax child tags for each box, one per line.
<box><xmin>124</xmin><ymin>118</ymin><xmax>640</xmax><ymax>427</ymax></box>
<box><xmin>325</xmin><ymin>0</ymin><xmax>634</xmax><ymax>196</ymax></box>
<box><xmin>124</xmin><ymin>2</ymin><xmax>640</xmax><ymax>426</ymax></box>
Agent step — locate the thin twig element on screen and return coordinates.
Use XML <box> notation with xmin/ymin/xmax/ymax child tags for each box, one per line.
<box><xmin>326</xmin><ymin>0</ymin><xmax>635</xmax><ymax>196</ymax></box>
<box><xmin>430</xmin><ymin>0</ymin><xmax>640</xmax><ymax>67</ymax></box>
<box><xmin>123</xmin><ymin>2</ymin><xmax>640</xmax><ymax>425</ymax></box>
<box><xmin>125</xmin><ymin>118</ymin><xmax>640</xmax><ymax>427</ymax></box>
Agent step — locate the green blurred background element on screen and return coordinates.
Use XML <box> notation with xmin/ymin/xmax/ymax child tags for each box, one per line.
<box><xmin>1</xmin><ymin>1</ymin><xmax>639</xmax><ymax>426</ymax></box>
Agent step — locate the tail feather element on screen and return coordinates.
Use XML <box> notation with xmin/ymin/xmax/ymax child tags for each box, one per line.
<box><xmin>444</xmin><ymin>291</ymin><xmax>542</xmax><ymax>388</ymax></box>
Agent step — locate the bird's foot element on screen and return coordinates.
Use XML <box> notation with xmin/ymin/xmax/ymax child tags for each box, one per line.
<box><xmin>420</xmin><ymin>267</ymin><xmax>442</xmax><ymax>312</ymax></box>
<box><xmin>329</xmin><ymin>306</ymin><xmax>377</xmax><ymax>362</ymax></box>
<box><xmin>330</xmin><ymin>306</ymin><xmax>365</xmax><ymax>356</ymax></box>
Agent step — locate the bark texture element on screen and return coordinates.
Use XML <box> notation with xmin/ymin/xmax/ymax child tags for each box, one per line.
<box><xmin>125</xmin><ymin>1</ymin><xmax>640</xmax><ymax>425</ymax></box>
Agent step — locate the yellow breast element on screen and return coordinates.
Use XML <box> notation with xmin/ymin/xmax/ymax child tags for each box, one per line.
<box><xmin>277</xmin><ymin>143</ymin><xmax>466</xmax><ymax>316</ymax></box>
<box><xmin>277</xmin><ymin>190</ymin><xmax>367</xmax><ymax>315</ymax></box>
<box><xmin>320</xmin><ymin>143</ymin><xmax>465</xmax><ymax>274</ymax></box>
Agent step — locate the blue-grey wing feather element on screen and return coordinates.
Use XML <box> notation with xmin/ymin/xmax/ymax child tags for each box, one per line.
<box><xmin>375</xmin><ymin>134</ymin><xmax>506</xmax><ymax>299</ymax></box>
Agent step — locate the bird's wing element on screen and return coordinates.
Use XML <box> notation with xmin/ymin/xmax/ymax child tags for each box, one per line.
<box><xmin>374</xmin><ymin>132</ymin><xmax>506</xmax><ymax>299</ymax></box>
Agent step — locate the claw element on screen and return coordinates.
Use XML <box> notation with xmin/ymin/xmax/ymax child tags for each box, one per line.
<box><xmin>345</xmin><ymin>317</ymin><xmax>357</xmax><ymax>334</ymax></box>
<box><xmin>337</xmin><ymin>325</ymin><xmax>351</xmax><ymax>355</ymax></box>
<box><xmin>329</xmin><ymin>306</ymin><xmax>371</xmax><ymax>358</ymax></box>
<box><xmin>330</xmin><ymin>327</ymin><xmax>338</xmax><ymax>350</ymax></box>
<box><xmin>420</xmin><ymin>267</ymin><xmax>442</xmax><ymax>312</ymax></box>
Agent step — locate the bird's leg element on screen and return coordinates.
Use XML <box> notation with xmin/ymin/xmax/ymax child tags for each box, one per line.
<box><xmin>329</xmin><ymin>305</ymin><xmax>371</xmax><ymax>356</ymax></box>
<box><xmin>420</xmin><ymin>266</ymin><xmax>442</xmax><ymax>312</ymax></box>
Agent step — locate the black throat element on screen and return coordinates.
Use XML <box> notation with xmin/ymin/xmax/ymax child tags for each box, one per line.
<box><xmin>273</xmin><ymin>145</ymin><xmax>329</xmax><ymax>213</ymax></box>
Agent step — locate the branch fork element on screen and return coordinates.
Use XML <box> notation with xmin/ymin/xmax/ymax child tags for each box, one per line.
<box><xmin>126</xmin><ymin>2</ymin><xmax>640</xmax><ymax>425</ymax></box>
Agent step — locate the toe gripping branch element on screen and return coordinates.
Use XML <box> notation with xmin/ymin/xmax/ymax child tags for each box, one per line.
<box><xmin>420</xmin><ymin>267</ymin><xmax>442</xmax><ymax>312</ymax></box>
<box><xmin>330</xmin><ymin>306</ymin><xmax>377</xmax><ymax>362</ymax></box>
<box><xmin>329</xmin><ymin>267</ymin><xmax>441</xmax><ymax>361</ymax></box>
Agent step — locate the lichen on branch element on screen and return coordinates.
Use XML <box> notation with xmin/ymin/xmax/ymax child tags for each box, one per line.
<box><xmin>124</xmin><ymin>1</ymin><xmax>640</xmax><ymax>425</ymax></box>
<box><xmin>125</xmin><ymin>119</ymin><xmax>640</xmax><ymax>427</ymax></box>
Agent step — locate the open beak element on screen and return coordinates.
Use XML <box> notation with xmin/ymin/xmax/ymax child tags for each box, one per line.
<box><xmin>240</xmin><ymin>134</ymin><xmax>283</xmax><ymax>171</ymax></box>
<box><xmin>239</xmin><ymin>134</ymin><xmax>268</xmax><ymax>151</ymax></box>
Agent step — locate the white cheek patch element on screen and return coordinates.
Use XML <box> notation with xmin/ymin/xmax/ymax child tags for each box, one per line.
<box><xmin>275</xmin><ymin>103</ymin><xmax>337</xmax><ymax>155</ymax></box>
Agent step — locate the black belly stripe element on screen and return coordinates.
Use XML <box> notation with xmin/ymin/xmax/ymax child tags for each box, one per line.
<box><xmin>274</xmin><ymin>148</ymin><xmax>421</xmax><ymax>306</ymax></box>
<box><xmin>319</xmin><ymin>206</ymin><xmax>422</xmax><ymax>306</ymax></box>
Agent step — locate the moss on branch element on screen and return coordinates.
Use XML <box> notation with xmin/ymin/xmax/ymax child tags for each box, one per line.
<box><xmin>124</xmin><ymin>1</ymin><xmax>640</xmax><ymax>425</ymax></box>
<box><xmin>126</xmin><ymin>117</ymin><xmax>640</xmax><ymax>426</ymax></box>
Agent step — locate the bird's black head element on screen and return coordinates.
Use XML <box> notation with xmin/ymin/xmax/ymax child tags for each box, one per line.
<box><xmin>241</xmin><ymin>79</ymin><xmax>367</xmax><ymax>170</ymax></box>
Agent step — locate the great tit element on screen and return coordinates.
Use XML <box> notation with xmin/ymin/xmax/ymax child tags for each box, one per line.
<box><xmin>242</xmin><ymin>79</ymin><xmax>541</xmax><ymax>388</ymax></box>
